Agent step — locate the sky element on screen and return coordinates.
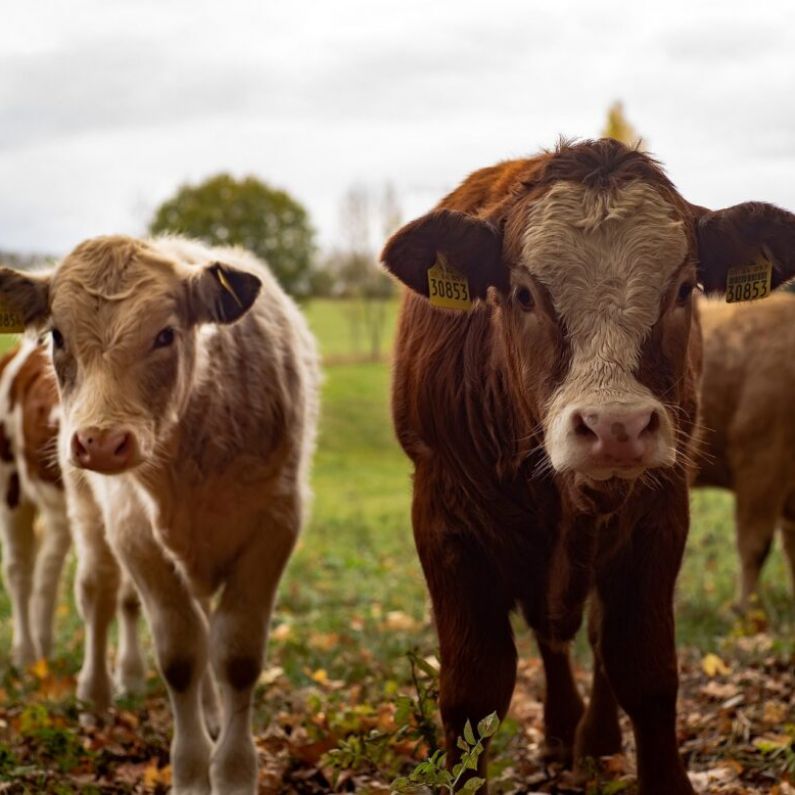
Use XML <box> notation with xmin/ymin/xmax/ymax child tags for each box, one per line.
<box><xmin>1</xmin><ymin>0</ymin><xmax>794</xmax><ymax>257</ymax></box>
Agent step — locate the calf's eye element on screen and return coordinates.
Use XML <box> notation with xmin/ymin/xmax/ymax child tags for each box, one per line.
<box><xmin>516</xmin><ymin>287</ymin><xmax>534</xmax><ymax>311</ymax></box>
<box><xmin>154</xmin><ymin>327</ymin><xmax>175</xmax><ymax>349</ymax></box>
<box><xmin>52</xmin><ymin>328</ymin><xmax>64</xmax><ymax>350</ymax></box>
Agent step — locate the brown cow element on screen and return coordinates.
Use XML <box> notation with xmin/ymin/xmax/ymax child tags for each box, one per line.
<box><xmin>696</xmin><ymin>291</ymin><xmax>795</xmax><ymax>610</ymax></box>
<box><xmin>382</xmin><ymin>138</ymin><xmax>795</xmax><ymax>794</ymax></box>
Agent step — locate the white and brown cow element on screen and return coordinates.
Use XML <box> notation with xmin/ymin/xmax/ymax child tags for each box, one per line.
<box><xmin>0</xmin><ymin>235</ymin><xmax>319</xmax><ymax>795</ymax></box>
<box><xmin>0</xmin><ymin>337</ymin><xmax>68</xmax><ymax>667</ymax></box>
<box><xmin>383</xmin><ymin>138</ymin><xmax>795</xmax><ymax>794</ymax></box>
<box><xmin>0</xmin><ymin>336</ymin><xmax>146</xmax><ymax>694</ymax></box>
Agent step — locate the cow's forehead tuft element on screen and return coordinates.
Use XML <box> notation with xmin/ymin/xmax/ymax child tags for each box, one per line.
<box><xmin>515</xmin><ymin>180</ymin><xmax>689</xmax><ymax>376</ymax></box>
<box><xmin>53</xmin><ymin>237</ymin><xmax>178</xmax><ymax>304</ymax></box>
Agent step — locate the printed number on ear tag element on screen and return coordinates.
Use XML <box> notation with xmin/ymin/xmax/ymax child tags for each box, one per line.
<box><xmin>427</xmin><ymin>255</ymin><xmax>471</xmax><ymax>311</ymax></box>
<box><xmin>0</xmin><ymin>297</ymin><xmax>24</xmax><ymax>333</ymax></box>
<box><xmin>726</xmin><ymin>254</ymin><xmax>772</xmax><ymax>303</ymax></box>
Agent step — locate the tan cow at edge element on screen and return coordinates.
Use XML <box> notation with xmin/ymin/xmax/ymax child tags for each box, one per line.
<box><xmin>696</xmin><ymin>291</ymin><xmax>795</xmax><ymax>610</ymax></box>
<box><xmin>382</xmin><ymin>138</ymin><xmax>795</xmax><ymax>794</ymax></box>
<box><xmin>0</xmin><ymin>236</ymin><xmax>319</xmax><ymax>795</ymax></box>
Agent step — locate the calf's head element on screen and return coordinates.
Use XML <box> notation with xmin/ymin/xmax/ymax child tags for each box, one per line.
<box><xmin>0</xmin><ymin>236</ymin><xmax>261</xmax><ymax>474</ymax></box>
<box><xmin>383</xmin><ymin>139</ymin><xmax>795</xmax><ymax>489</ymax></box>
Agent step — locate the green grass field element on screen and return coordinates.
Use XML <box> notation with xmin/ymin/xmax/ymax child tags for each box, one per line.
<box><xmin>0</xmin><ymin>299</ymin><xmax>793</xmax><ymax>792</ymax></box>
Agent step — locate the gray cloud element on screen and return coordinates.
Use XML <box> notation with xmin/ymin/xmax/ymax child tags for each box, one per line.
<box><xmin>0</xmin><ymin>0</ymin><xmax>794</xmax><ymax>254</ymax></box>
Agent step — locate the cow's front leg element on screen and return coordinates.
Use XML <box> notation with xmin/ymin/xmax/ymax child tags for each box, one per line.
<box><xmin>0</xmin><ymin>501</ymin><xmax>37</xmax><ymax>667</ymax></box>
<box><xmin>70</xmin><ymin>489</ymin><xmax>119</xmax><ymax>711</ymax></box>
<box><xmin>534</xmin><ymin>633</ymin><xmax>584</xmax><ymax>765</ymax></box>
<box><xmin>419</xmin><ymin>534</ymin><xmax>517</xmax><ymax>792</ymax></box>
<box><xmin>110</xmin><ymin>520</ymin><xmax>212</xmax><ymax>795</ymax></box>
<box><xmin>593</xmin><ymin>506</ymin><xmax>694</xmax><ymax>795</ymax></box>
<box><xmin>573</xmin><ymin>597</ymin><xmax>622</xmax><ymax>763</ymax></box>
<box><xmin>114</xmin><ymin>575</ymin><xmax>146</xmax><ymax>696</ymax></box>
<box><xmin>31</xmin><ymin>502</ymin><xmax>71</xmax><ymax>660</ymax></box>
<box><xmin>208</xmin><ymin>524</ymin><xmax>295</xmax><ymax>795</ymax></box>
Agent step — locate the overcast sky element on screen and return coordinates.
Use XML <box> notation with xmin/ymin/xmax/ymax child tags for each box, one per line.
<box><xmin>1</xmin><ymin>0</ymin><xmax>794</xmax><ymax>257</ymax></box>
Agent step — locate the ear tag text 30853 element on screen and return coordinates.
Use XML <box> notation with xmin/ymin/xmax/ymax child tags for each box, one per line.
<box><xmin>726</xmin><ymin>253</ymin><xmax>772</xmax><ymax>303</ymax></box>
<box><xmin>0</xmin><ymin>297</ymin><xmax>24</xmax><ymax>333</ymax></box>
<box><xmin>427</xmin><ymin>254</ymin><xmax>471</xmax><ymax>311</ymax></box>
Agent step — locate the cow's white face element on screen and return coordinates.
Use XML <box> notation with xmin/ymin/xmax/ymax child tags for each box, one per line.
<box><xmin>505</xmin><ymin>181</ymin><xmax>694</xmax><ymax>481</ymax></box>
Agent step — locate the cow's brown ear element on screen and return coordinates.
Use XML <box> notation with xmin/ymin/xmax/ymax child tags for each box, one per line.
<box><xmin>381</xmin><ymin>209</ymin><xmax>507</xmax><ymax>299</ymax></box>
<box><xmin>0</xmin><ymin>268</ymin><xmax>50</xmax><ymax>327</ymax></box>
<box><xmin>695</xmin><ymin>202</ymin><xmax>795</xmax><ymax>293</ymax></box>
<box><xmin>187</xmin><ymin>262</ymin><xmax>262</xmax><ymax>325</ymax></box>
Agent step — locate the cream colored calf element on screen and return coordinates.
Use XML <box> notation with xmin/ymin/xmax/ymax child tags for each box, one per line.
<box><xmin>0</xmin><ymin>236</ymin><xmax>319</xmax><ymax>795</ymax></box>
<box><xmin>0</xmin><ymin>337</ymin><xmax>145</xmax><ymax>698</ymax></box>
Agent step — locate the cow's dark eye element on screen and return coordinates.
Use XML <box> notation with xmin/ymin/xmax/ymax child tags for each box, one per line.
<box><xmin>154</xmin><ymin>327</ymin><xmax>175</xmax><ymax>349</ymax></box>
<box><xmin>51</xmin><ymin>328</ymin><xmax>64</xmax><ymax>350</ymax></box>
<box><xmin>516</xmin><ymin>287</ymin><xmax>534</xmax><ymax>311</ymax></box>
<box><xmin>676</xmin><ymin>281</ymin><xmax>695</xmax><ymax>305</ymax></box>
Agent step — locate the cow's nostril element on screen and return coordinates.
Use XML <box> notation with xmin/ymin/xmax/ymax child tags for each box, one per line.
<box><xmin>114</xmin><ymin>435</ymin><xmax>130</xmax><ymax>458</ymax></box>
<box><xmin>72</xmin><ymin>434</ymin><xmax>87</xmax><ymax>457</ymax></box>
<box><xmin>643</xmin><ymin>411</ymin><xmax>660</xmax><ymax>436</ymax></box>
<box><xmin>571</xmin><ymin>411</ymin><xmax>597</xmax><ymax>438</ymax></box>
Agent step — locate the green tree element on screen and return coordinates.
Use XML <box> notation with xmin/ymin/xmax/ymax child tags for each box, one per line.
<box><xmin>148</xmin><ymin>174</ymin><xmax>315</xmax><ymax>296</ymax></box>
<box><xmin>602</xmin><ymin>100</ymin><xmax>644</xmax><ymax>149</ymax></box>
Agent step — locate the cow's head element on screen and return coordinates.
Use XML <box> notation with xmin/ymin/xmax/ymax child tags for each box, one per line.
<box><xmin>0</xmin><ymin>236</ymin><xmax>261</xmax><ymax>474</ymax></box>
<box><xmin>383</xmin><ymin>139</ymin><xmax>795</xmax><ymax>492</ymax></box>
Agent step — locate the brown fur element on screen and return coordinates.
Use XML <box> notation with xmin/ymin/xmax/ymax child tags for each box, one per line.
<box><xmin>9</xmin><ymin>346</ymin><xmax>61</xmax><ymax>485</ymax></box>
<box><xmin>695</xmin><ymin>291</ymin><xmax>795</xmax><ymax>608</ymax></box>
<box><xmin>384</xmin><ymin>139</ymin><xmax>795</xmax><ymax>794</ymax></box>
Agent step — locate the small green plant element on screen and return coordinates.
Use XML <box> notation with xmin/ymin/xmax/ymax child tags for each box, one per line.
<box><xmin>391</xmin><ymin>712</ymin><xmax>500</xmax><ymax>794</ymax></box>
<box><xmin>324</xmin><ymin>649</ymin><xmax>441</xmax><ymax>780</ymax></box>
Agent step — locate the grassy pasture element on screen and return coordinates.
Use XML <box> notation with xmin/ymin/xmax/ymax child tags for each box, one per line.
<box><xmin>0</xmin><ymin>300</ymin><xmax>792</xmax><ymax>792</ymax></box>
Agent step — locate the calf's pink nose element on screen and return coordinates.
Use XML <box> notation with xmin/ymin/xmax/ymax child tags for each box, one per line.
<box><xmin>573</xmin><ymin>408</ymin><xmax>658</xmax><ymax>465</ymax></box>
<box><xmin>72</xmin><ymin>427</ymin><xmax>134</xmax><ymax>473</ymax></box>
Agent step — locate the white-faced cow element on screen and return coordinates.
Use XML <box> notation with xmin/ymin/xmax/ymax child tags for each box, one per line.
<box><xmin>0</xmin><ymin>236</ymin><xmax>319</xmax><ymax>795</ymax></box>
<box><xmin>382</xmin><ymin>138</ymin><xmax>795</xmax><ymax>794</ymax></box>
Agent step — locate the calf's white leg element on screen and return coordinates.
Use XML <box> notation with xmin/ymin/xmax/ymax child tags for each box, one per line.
<box><xmin>31</xmin><ymin>503</ymin><xmax>71</xmax><ymax>659</ymax></box>
<box><xmin>0</xmin><ymin>499</ymin><xmax>37</xmax><ymax>666</ymax></box>
<box><xmin>209</xmin><ymin>522</ymin><xmax>296</xmax><ymax>795</ymax></box>
<box><xmin>108</xmin><ymin>505</ymin><xmax>213</xmax><ymax>795</ymax></box>
<box><xmin>71</xmin><ymin>487</ymin><xmax>120</xmax><ymax>710</ymax></box>
<box><xmin>114</xmin><ymin>575</ymin><xmax>146</xmax><ymax>696</ymax></box>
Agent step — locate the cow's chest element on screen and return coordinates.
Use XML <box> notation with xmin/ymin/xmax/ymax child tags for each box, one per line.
<box><xmin>138</xmin><ymin>457</ymin><xmax>285</xmax><ymax>595</ymax></box>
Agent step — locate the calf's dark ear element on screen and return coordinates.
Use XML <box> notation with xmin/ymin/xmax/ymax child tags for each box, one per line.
<box><xmin>0</xmin><ymin>268</ymin><xmax>50</xmax><ymax>327</ymax></box>
<box><xmin>187</xmin><ymin>262</ymin><xmax>262</xmax><ymax>325</ymax></box>
<box><xmin>695</xmin><ymin>202</ymin><xmax>795</xmax><ymax>293</ymax></box>
<box><xmin>381</xmin><ymin>209</ymin><xmax>507</xmax><ymax>299</ymax></box>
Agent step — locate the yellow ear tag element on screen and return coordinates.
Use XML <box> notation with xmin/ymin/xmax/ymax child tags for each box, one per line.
<box><xmin>215</xmin><ymin>267</ymin><xmax>243</xmax><ymax>308</ymax></box>
<box><xmin>427</xmin><ymin>254</ymin><xmax>471</xmax><ymax>311</ymax></box>
<box><xmin>726</xmin><ymin>253</ymin><xmax>772</xmax><ymax>303</ymax></box>
<box><xmin>0</xmin><ymin>297</ymin><xmax>24</xmax><ymax>333</ymax></box>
